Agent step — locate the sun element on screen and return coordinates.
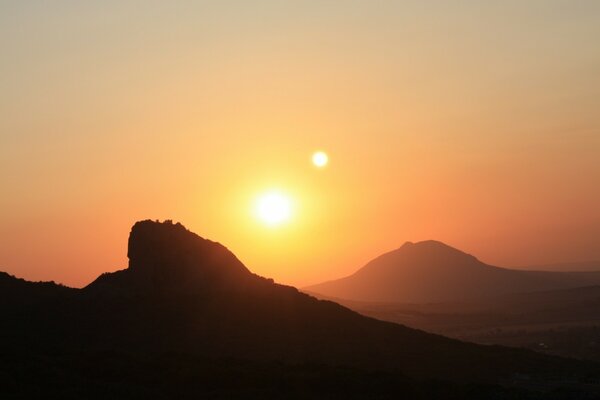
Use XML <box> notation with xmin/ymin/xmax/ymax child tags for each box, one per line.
<box><xmin>312</xmin><ymin>151</ymin><xmax>328</xmax><ymax>168</ymax></box>
<box><xmin>254</xmin><ymin>190</ymin><xmax>293</xmax><ymax>226</ymax></box>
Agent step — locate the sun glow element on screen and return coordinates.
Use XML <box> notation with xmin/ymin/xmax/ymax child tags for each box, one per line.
<box><xmin>254</xmin><ymin>190</ymin><xmax>293</xmax><ymax>226</ymax></box>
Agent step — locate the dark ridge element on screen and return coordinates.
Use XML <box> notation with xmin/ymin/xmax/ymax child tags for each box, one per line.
<box><xmin>0</xmin><ymin>271</ymin><xmax>75</xmax><ymax>300</ymax></box>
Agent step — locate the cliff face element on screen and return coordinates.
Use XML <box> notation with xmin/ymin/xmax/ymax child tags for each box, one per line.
<box><xmin>127</xmin><ymin>220</ymin><xmax>253</xmax><ymax>288</ymax></box>
<box><xmin>86</xmin><ymin>220</ymin><xmax>256</xmax><ymax>294</ymax></box>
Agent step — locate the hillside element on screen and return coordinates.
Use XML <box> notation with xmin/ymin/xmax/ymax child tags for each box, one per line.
<box><xmin>306</xmin><ymin>286</ymin><xmax>600</xmax><ymax>363</ymax></box>
<box><xmin>1</xmin><ymin>221</ymin><xmax>599</xmax><ymax>398</ymax></box>
<box><xmin>304</xmin><ymin>240</ymin><xmax>600</xmax><ymax>303</ymax></box>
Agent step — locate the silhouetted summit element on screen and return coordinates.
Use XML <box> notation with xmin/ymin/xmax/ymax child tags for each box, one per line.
<box><xmin>87</xmin><ymin>220</ymin><xmax>257</xmax><ymax>294</ymax></box>
<box><xmin>305</xmin><ymin>240</ymin><xmax>600</xmax><ymax>303</ymax></box>
<box><xmin>128</xmin><ymin>220</ymin><xmax>250</xmax><ymax>278</ymax></box>
<box><xmin>374</xmin><ymin>240</ymin><xmax>481</xmax><ymax>269</ymax></box>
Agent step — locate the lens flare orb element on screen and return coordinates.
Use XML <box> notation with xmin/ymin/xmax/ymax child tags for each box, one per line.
<box><xmin>312</xmin><ymin>151</ymin><xmax>328</xmax><ymax>168</ymax></box>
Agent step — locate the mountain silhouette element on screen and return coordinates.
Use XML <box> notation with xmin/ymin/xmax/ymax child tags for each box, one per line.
<box><xmin>1</xmin><ymin>222</ymin><xmax>599</xmax><ymax>398</ymax></box>
<box><xmin>304</xmin><ymin>240</ymin><xmax>600</xmax><ymax>303</ymax></box>
<box><xmin>85</xmin><ymin>220</ymin><xmax>256</xmax><ymax>295</ymax></box>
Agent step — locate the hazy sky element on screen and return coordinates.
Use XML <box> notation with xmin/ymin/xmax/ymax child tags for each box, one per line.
<box><xmin>1</xmin><ymin>1</ymin><xmax>599</xmax><ymax>288</ymax></box>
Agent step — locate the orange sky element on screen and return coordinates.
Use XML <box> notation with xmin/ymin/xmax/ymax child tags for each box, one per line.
<box><xmin>1</xmin><ymin>1</ymin><xmax>599</xmax><ymax>288</ymax></box>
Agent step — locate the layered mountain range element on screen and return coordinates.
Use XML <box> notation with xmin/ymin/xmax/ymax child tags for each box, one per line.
<box><xmin>1</xmin><ymin>221</ymin><xmax>599</xmax><ymax>398</ymax></box>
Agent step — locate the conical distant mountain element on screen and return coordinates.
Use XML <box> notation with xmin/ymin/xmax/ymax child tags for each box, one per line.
<box><xmin>1</xmin><ymin>222</ymin><xmax>599</xmax><ymax>398</ymax></box>
<box><xmin>304</xmin><ymin>240</ymin><xmax>600</xmax><ymax>303</ymax></box>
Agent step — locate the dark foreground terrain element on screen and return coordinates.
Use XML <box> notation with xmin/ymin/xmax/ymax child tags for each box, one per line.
<box><xmin>1</xmin><ymin>220</ymin><xmax>599</xmax><ymax>399</ymax></box>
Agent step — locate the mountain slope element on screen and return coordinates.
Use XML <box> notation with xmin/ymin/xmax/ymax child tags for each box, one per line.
<box><xmin>1</xmin><ymin>222</ymin><xmax>599</xmax><ymax>398</ymax></box>
<box><xmin>304</xmin><ymin>240</ymin><xmax>600</xmax><ymax>303</ymax></box>
<box><xmin>519</xmin><ymin>260</ymin><xmax>600</xmax><ymax>272</ymax></box>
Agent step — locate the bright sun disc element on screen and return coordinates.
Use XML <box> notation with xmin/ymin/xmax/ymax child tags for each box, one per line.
<box><xmin>312</xmin><ymin>151</ymin><xmax>328</xmax><ymax>167</ymax></box>
<box><xmin>255</xmin><ymin>191</ymin><xmax>292</xmax><ymax>226</ymax></box>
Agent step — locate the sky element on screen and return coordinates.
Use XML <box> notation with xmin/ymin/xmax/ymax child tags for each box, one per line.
<box><xmin>1</xmin><ymin>1</ymin><xmax>599</xmax><ymax>288</ymax></box>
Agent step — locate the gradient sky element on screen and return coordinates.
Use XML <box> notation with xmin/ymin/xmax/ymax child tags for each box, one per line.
<box><xmin>1</xmin><ymin>1</ymin><xmax>599</xmax><ymax>288</ymax></box>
